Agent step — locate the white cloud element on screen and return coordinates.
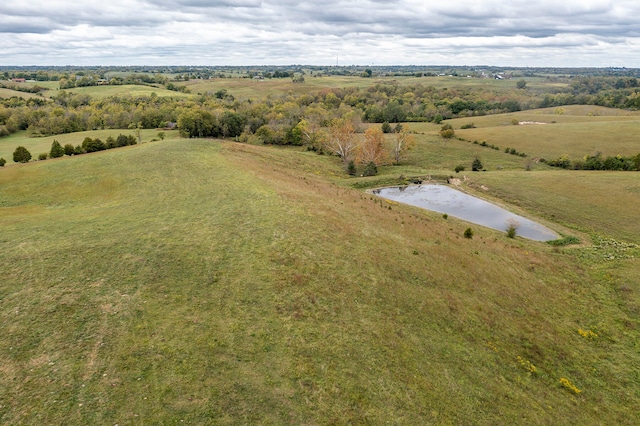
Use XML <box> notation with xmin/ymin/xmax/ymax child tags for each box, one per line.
<box><xmin>1</xmin><ymin>0</ymin><xmax>640</xmax><ymax>66</ymax></box>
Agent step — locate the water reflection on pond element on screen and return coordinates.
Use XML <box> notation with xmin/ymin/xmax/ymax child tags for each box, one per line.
<box><xmin>373</xmin><ymin>184</ymin><xmax>558</xmax><ymax>241</ymax></box>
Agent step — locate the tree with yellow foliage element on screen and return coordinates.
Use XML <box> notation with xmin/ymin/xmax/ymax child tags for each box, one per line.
<box><xmin>325</xmin><ymin>119</ymin><xmax>357</xmax><ymax>164</ymax></box>
<box><xmin>357</xmin><ymin>127</ymin><xmax>387</xmax><ymax>166</ymax></box>
<box><xmin>388</xmin><ymin>125</ymin><xmax>416</xmax><ymax>165</ymax></box>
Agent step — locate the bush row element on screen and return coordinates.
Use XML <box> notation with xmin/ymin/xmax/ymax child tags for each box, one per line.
<box><xmin>9</xmin><ymin>133</ymin><xmax>138</xmax><ymax>164</ymax></box>
<box><xmin>543</xmin><ymin>153</ymin><xmax>640</xmax><ymax>171</ymax></box>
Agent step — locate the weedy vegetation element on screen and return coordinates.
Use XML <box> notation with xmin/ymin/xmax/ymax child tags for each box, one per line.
<box><xmin>1</xmin><ymin>70</ymin><xmax>639</xmax><ymax>424</ymax></box>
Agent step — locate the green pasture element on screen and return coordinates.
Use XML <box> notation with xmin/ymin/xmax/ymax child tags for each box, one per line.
<box><xmin>0</xmin><ymin>87</ymin><xmax>43</xmax><ymax>100</ymax></box>
<box><xmin>49</xmin><ymin>84</ymin><xmax>192</xmax><ymax>99</ymax></box>
<box><xmin>1</xmin><ymin>137</ymin><xmax>638</xmax><ymax>424</ymax></box>
<box><xmin>469</xmin><ymin>170</ymin><xmax>640</xmax><ymax>244</ymax></box>
<box><xmin>437</xmin><ymin>106</ymin><xmax>640</xmax><ymax>160</ymax></box>
<box><xmin>0</xmin><ymin>130</ymin><xmax>180</xmax><ymax>164</ymax></box>
<box><xmin>185</xmin><ymin>75</ymin><xmax>382</xmax><ymax>99</ymax></box>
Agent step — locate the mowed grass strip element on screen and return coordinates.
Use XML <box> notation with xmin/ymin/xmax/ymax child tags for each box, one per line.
<box><xmin>0</xmin><ymin>139</ymin><xmax>638</xmax><ymax>424</ymax></box>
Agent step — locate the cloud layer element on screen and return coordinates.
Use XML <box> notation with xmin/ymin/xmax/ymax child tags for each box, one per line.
<box><xmin>2</xmin><ymin>0</ymin><xmax>640</xmax><ymax>66</ymax></box>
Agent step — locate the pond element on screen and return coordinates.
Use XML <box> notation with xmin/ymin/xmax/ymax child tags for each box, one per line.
<box><xmin>372</xmin><ymin>184</ymin><xmax>559</xmax><ymax>241</ymax></box>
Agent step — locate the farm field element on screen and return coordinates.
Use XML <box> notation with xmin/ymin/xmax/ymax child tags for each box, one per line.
<box><xmin>443</xmin><ymin>106</ymin><xmax>640</xmax><ymax>159</ymax></box>
<box><xmin>0</xmin><ymin>87</ymin><xmax>44</xmax><ymax>100</ymax></box>
<box><xmin>1</xmin><ymin>133</ymin><xmax>639</xmax><ymax>424</ymax></box>
<box><xmin>51</xmin><ymin>84</ymin><xmax>192</xmax><ymax>99</ymax></box>
<box><xmin>0</xmin><ymin>130</ymin><xmax>180</xmax><ymax>165</ymax></box>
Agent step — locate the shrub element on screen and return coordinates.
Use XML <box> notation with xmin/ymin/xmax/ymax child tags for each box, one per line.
<box><xmin>381</xmin><ymin>122</ymin><xmax>392</xmax><ymax>133</ymax></box>
<box><xmin>454</xmin><ymin>165</ymin><xmax>465</xmax><ymax>173</ymax></box>
<box><xmin>13</xmin><ymin>146</ymin><xmax>32</xmax><ymax>163</ymax></box>
<box><xmin>347</xmin><ymin>160</ymin><xmax>356</xmax><ymax>176</ymax></box>
<box><xmin>64</xmin><ymin>144</ymin><xmax>75</xmax><ymax>156</ymax></box>
<box><xmin>506</xmin><ymin>220</ymin><xmax>519</xmax><ymax>238</ymax></box>
<box><xmin>472</xmin><ymin>156</ymin><xmax>483</xmax><ymax>171</ymax></box>
<box><xmin>49</xmin><ymin>140</ymin><xmax>65</xmax><ymax>158</ymax></box>
<box><xmin>0</xmin><ymin>157</ymin><xmax>6</xmax><ymax>167</ymax></box>
<box><xmin>106</xmin><ymin>136</ymin><xmax>117</xmax><ymax>149</ymax></box>
<box><xmin>82</xmin><ymin>137</ymin><xmax>106</xmax><ymax>153</ymax></box>
<box><xmin>460</xmin><ymin>123</ymin><xmax>475</xmax><ymax>129</ymax></box>
<box><xmin>363</xmin><ymin>161</ymin><xmax>378</xmax><ymax>177</ymax></box>
<box><xmin>116</xmin><ymin>134</ymin><xmax>129</xmax><ymax>147</ymax></box>
<box><xmin>547</xmin><ymin>236</ymin><xmax>580</xmax><ymax>246</ymax></box>
<box><xmin>38</xmin><ymin>153</ymin><xmax>48</xmax><ymax>161</ymax></box>
<box><xmin>464</xmin><ymin>228</ymin><xmax>473</xmax><ymax>239</ymax></box>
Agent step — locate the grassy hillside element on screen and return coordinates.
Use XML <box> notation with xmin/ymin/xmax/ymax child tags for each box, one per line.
<box><xmin>0</xmin><ymin>88</ymin><xmax>44</xmax><ymax>100</ymax></box>
<box><xmin>0</xmin><ymin>130</ymin><xmax>180</xmax><ymax>164</ymax></box>
<box><xmin>1</xmin><ymin>138</ymin><xmax>638</xmax><ymax>424</ymax></box>
<box><xmin>48</xmin><ymin>84</ymin><xmax>192</xmax><ymax>100</ymax></box>
<box><xmin>445</xmin><ymin>106</ymin><xmax>640</xmax><ymax>159</ymax></box>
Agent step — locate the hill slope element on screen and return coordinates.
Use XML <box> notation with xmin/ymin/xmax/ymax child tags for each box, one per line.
<box><xmin>0</xmin><ymin>140</ymin><xmax>638</xmax><ymax>424</ymax></box>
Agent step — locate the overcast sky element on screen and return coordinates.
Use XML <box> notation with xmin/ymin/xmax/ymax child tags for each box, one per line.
<box><xmin>2</xmin><ymin>0</ymin><xmax>640</xmax><ymax>67</ymax></box>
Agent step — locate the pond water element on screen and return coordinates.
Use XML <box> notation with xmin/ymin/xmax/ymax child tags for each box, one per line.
<box><xmin>372</xmin><ymin>184</ymin><xmax>559</xmax><ymax>241</ymax></box>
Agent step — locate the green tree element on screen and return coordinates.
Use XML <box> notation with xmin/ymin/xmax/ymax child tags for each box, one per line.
<box><xmin>49</xmin><ymin>140</ymin><xmax>65</xmax><ymax>158</ymax></box>
<box><xmin>516</xmin><ymin>79</ymin><xmax>527</xmax><ymax>89</ymax></box>
<box><xmin>64</xmin><ymin>144</ymin><xmax>75</xmax><ymax>156</ymax></box>
<box><xmin>13</xmin><ymin>146</ymin><xmax>32</xmax><ymax>163</ymax></box>
<box><xmin>439</xmin><ymin>123</ymin><xmax>455</xmax><ymax>139</ymax></box>
<box><xmin>0</xmin><ymin>158</ymin><xmax>6</xmax><ymax>167</ymax></box>
<box><xmin>219</xmin><ymin>111</ymin><xmax>245</xmax><ymax>138</ymax></box>
<box><xmin>82</xmin><ymin>137</ymin><xmax>106</xmax><ymax>153</ymax></box>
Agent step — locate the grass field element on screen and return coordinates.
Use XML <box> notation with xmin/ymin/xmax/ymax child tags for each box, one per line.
<box><xmin>184</xmin><ymin>74</ymin><xmax>540</xmax><ymax>100</ymax></box>
<box><xmin>440</xmin><ymin>106</ymin><xmax>640</xmax><ymax>159</ymax></box>
<box><xmin>0</xmin><ymin>130</ymin><xmax>180</xmax><ymax>164</ymax></box>
<box><xmin>51</xmin><ymin>85</ymin><xmax>193</xmax><ymax>99</ymax></box>
<box><xmin>0</xmin><ymin>87</ymin><xmax>45</xmax><ymax>100</ymax></box>
<box><xmin>1</xmin><ymin>135</ymin><xmax>638</xmax><ymax>424</ymax></box>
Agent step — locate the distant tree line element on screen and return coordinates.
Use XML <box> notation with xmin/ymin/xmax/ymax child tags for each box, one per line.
<box><xmin>5</xmin><ymin>74</ymin><xmax>640</xmax><ymax>154</ymax></box>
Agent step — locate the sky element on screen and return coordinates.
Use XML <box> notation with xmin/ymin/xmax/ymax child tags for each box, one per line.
<box><xmin>2</xmin><ymin>0</ymin><xmax>640</xmax><ymax>67</ymax></box>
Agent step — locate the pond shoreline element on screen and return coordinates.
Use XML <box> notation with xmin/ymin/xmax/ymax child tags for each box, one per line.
<box><xmin>369</xmin><ymin>183</ymin><xmax>560</xmax><ymax>242</ymax></box>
